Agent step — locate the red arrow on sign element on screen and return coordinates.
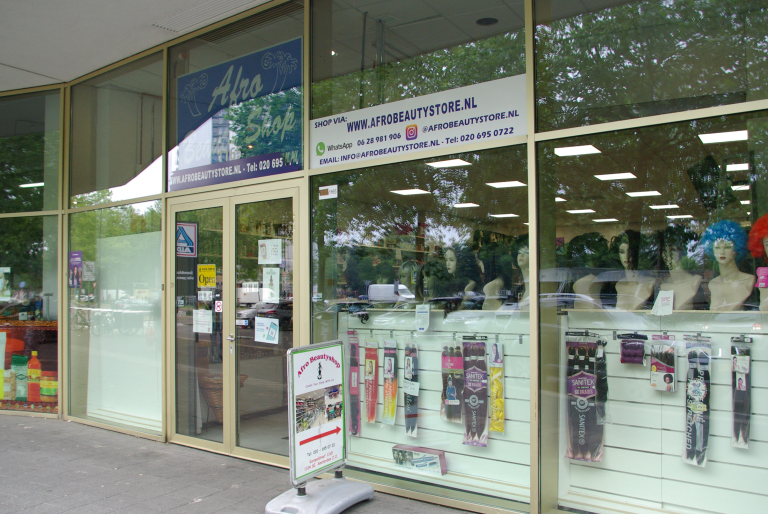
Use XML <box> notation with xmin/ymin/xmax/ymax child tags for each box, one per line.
<box><xmin>299</xmin><ymin>426</ymin><xmax>341</xmax><ymax>446</ymax></box>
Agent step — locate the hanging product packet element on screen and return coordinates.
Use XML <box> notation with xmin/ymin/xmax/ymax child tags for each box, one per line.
<box><xmin>488</xmin><ymin>341</ymin><xmax>505</xmax><ymax>434</ymax></box>
<box><xmin>403</xmin><ymin>341</ymin><xmax>419</xmax><ymax>437</ymax></box>
<box><xmin>462</xmin><ymin>340</ymin><xmax>488</xmax><ymax>447</ymax></box>
<box><xmin>364</xmin><ymin>341</ymin><xmax>379</xmax><ymax>424</ymax></box>
<box><xmin>382</xmin><ymin>340</ymin><xmax>398</xmax><ymax>425</ymax></box>
<box><xmin>619</xmin><ymin>333</ymin><xmax>647</xmax><ymax>365</ymax></box>
<box><xmin>440</xmin><ymin>344</ymin><xmax>464</xmax><ymax>424</ymax></box>
<box><xmin>650</xmin><ymin>335</ymin><xmax>676</xmax><ymax>392</ymax></box>
<box><xmin>565</xmin><ymin>331</ymin><xmax>608</xmax><ymax>462</ymax></box>
<box><xmin>731</xmin><ymin>336</ymin><xmax>752</xmax><ymax>449</ymax></box>
<box><xmin>683</xmin><ymin>336</ymin><xmax>711</xmax><ymax>467</ymax></box>
<box><xmin>348</xmin><ymin>331</ymin><xmax>362</xmax><ymax>437</ymax></box>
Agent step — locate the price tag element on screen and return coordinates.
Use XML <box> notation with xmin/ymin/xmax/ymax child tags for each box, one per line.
<box><xmin>403</xmin><ymin>380</ymin><xmax>420</xmax><ymax>396</ymax></box>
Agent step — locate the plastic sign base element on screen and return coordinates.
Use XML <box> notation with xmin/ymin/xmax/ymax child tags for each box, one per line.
<box><xmin>265</xmin><ymin>478</ymin><xmax>374</xmax><ymax>514</ymax></box>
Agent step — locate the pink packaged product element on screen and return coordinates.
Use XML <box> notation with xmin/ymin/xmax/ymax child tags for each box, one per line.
<box><xmin>755</xmin><ymin>267</ymin><xmax>768</xmax><ymax>288</ymax></box>
<box><xmin>392</xmin><ymin>445</ymin><xmax>447</xmax><ymax>476</ymax></box>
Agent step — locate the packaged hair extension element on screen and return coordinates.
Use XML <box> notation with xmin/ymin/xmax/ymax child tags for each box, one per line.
<box><xmin>364</xmin><ymin>341</ymin><xmax>379</xmax><ymax>423</ymax></box>
<box><xmin>382</xmin><ymin>340</ymin><xmax>398</xmax><ymax>425</ymax></box>
<box><xmin>348</xmin><ymin>331</ymin><xmax>362</xmax><ymax>436</ymax></box>
<box><xmin>683</xmin><ymin>336</ymin><xmax>711</xmax><ymax>467</ymax></box>
<box><xmin>488</xmin><ymin>342</ymin><xmax>505</xmax><ymax>434</ymax></box>
<box><xmin>462</xmin><ymin>339</ymin><xmax>488</xmax><ymax>447</ymax></box>
<box><xmin>619</xmin><ymin>333</ymin><xmax>647</xmax><ymax>365</ymax></box>
<box><xmin>565</xmin><ymin>331</ymin><xmax>607</xmax><ymax>462</ymax></box>
<box><xmin>440</xmin><ymin>344</ymin><xmax>463</xmax><ymax>424</ymax></box>
<box><xmin>403</xmin><ymin>341</ymin><xmax>419</xmax><ymax>437</ymax></box>
<box><xmin>650</xmin><ymin>335</ymin><xmax>676</xmax><ymax>393</ymax></box>
<box><xmin>731</xmin><ymin>336</ymin><xmax>752</xmax><ymax>449</ymax></box>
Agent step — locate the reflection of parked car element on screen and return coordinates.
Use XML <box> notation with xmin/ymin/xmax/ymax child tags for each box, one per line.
<box><xmin>236</xmin><ymin>307</ymin><xmax>259</xmax><ymax>327</ymax></box>
<box><xmin>367</xmin><ymin>284</ymin><xmax>415</xmax><ymax>304</ymax></box>
<box><xmin>258</xmin><ymin>300</ymin><xmax>293</xmax><ymax>329</ymax></box>
<box><xmin>111</xmin><ymin>298</ymin><xmax>149</xmax><ymax>335</ymax></box>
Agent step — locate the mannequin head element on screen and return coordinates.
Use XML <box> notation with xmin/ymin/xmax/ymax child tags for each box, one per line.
<box><xmin>512</xmin><ymin>234</ymin><xmax>530</xmax><ymax>272</ymax></box>
<box><xmin>445</xmin><ymin>248</ymin><xmax>458</xmax><ymax>275</ymax></box>
<box><xmin>701</xmin><ymin>220</ymin><xmax>748</xmax><ymax>264</ymax></box>
<box><xmin>609</xmin><ymin>230</ymin><xmax>642</xmax><ymax>271</ymax></box>
<box><xmin>567</xmin><ymin>232</ymin><xmax>609</xmax><ymax>269</ymax></box>
<box><xmin>748</xmin><ymin>213</ymin><xmax>768</xmax><ymax>260</ymax></box>
<box><xmin>657</xmin><ymin>225</ymin><xmax>698</xmax><ymax>270</ymax></box>
<box><xmin>398</xmin><ymin>259</ymin><xmax>423</xmax><ymax>292</ymax></box>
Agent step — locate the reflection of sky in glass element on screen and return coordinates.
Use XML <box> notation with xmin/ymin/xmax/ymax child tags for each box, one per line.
<box><xmin>108</xmin><ymin>156</ymin><xmax>162</xmax><ymax>204</ymax></box>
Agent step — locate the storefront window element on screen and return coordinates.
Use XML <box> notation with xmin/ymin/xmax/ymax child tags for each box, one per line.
<box><xmin>311</xmin><ymin>147</ymin><xmax>531</xmax><ymax>509</ymax></box>
<box><xmin>167</xmin><ymin>3</ymin><xmax>304</xmax><ymax>192</ymax></box>
<box><xmin>68</xmin><ymin>201</ymin><xmax>162</xmax><ymax>435</ymax></box>
<box><xmin>537</xmin><ymin>110</ymin><xmax>768</xmax><ymax>514</ymax></box>
<box><xmin>0</xmin><ymin>215</ymin><xmax>58</xmax><ymax>413</ymax></box>
<box><xmin>311</xmin><ymin>0</ymin><xmax>526</xmax><ymax>119</ymax></box>
<box><xmin>0</xmin><ymin>90</ymin><xmax>60</xmax><ymax>213</ymax></box>
<box><xmin>70</xmin><ymin>53</ymin><xmax>163</xmax><ymax>207</ymax></box>
<box><xmin>535</xmin><ymin>0</ymin><xmax>768</xmax><ymax>131</ymax></box>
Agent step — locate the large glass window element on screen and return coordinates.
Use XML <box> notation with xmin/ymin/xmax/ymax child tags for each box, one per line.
<box><xmin>70</xmin><ymin>53</ymin><xmax>163</xmax><ymax>207</ymax></box>
<box><xmin>68</xmin><ymin>201</ymin><xmax>162</xmax><ymax>435</ymax></box>
<box><xmin>311</xmin><ymin>0</ymin><xmax>526</xmax><ymax>119</ymax></box>
<box><xmin>535</xmin><ymin>0</ymin><xmax>768</xmax><ymax>131</ymax></box>
<box><xmin>311</xmin><ymin>147</ymin><xmax>531</xmax><ymax>509</ymax></box>
<box><xmin>538</xmin><ymin>111</ymin><xmax>768</xmax><ymax>514</ymax></box>
<box><xmin>0</xmin><ymin>216</ymin><xmax>58</xmax><ymax>414</ymax></box>
<box><xmin>0</xmin><ymin>90</ymin><xmax>60</xmax><ymax>212</ymax></box>
<box><xmin>167</xmin><ymin>3</ymin><xmax>304</xmax><ymax>192</ymax></box>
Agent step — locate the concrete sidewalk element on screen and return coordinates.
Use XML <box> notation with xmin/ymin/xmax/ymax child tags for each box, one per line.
<box><xmin>0</xmin><ymin>415</ymin><xmax>466</xmax><ymax>514</ymax></box>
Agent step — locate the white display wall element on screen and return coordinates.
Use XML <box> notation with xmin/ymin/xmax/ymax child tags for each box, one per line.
<box><xmin>560</xmin><ymin>309</ymin><xmax>768</xmax><ymax>514</ymax></box>
<box><xmin>342</xmin><ymin>308</ymin><xmax>531</xmax><ymax>504</ymax></box>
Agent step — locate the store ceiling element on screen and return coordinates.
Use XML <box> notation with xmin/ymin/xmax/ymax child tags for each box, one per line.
<box><xmin>0</xmin><ymin>0</ymin><xmax>272</xmax><ymax>92</ymax></box>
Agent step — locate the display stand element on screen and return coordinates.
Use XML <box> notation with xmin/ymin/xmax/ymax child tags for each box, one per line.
<box><xmin>265</xmin><ymin>339</ymin><xmax>374</xmax><ymax>514</ymax></box>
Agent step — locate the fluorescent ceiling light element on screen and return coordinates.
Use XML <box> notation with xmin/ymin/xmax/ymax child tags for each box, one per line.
<box><xmin>667</xmin><ymin>215</ymin><xmax>693</xmax><ymax>219</ymax></box>
<box><xmin>489</xmin><ymin>213</ymin><xmax>519</xmax><ymax>218</ymax></box>
<box><xmin>741</xmin><ymin>200</ymin><xmax>751</xmax><ymax>205</ymax></box>
<box><xmin>594</xmin><ymin>218</ymin><xmax>618</xmax><ymax>222</ymax></box>
<box><xmin>698</xmin><ymin>130</ymin><xmax>748</xmax><ymax>144</ymax></box>
<box><xmin>649</xmin><ymin>204</ymin><xmax>679</xmax><ymax>210</ymax></box>
<box><xmin>426</xmin><ymin>159</ymin><xmax>470</xmax><ymax>167</ymax></box>
<box><xmin>554</xmin><ymin>145</ymin><xmax>601</xmax><ymax>157</ymax></box>
<box><xmin>454</xmin><ymin>203</ymin><xmax>479</xmax><ymax>208</ymax></box>
<box><xmin>594</xmin><ymin>172</ymin><xmax>636</xmax><ymax>181</ymax></box>
<box><xmin>566</xmin><ymin>209</ymin><xmax>596</xmax><ymax>214</ymax></box>
<box><xmin>555</xmin><ymin>197</ymin><xmax>566</xmax><ymax>202</ymax></box>
<box><xmin>486</xmin><ymin>181</ymin><xmax>526</xmax><ymax>188</ymax></box>
<box><xmin>19</xmin><ymin>182</ymin><xmax>44</xmax><ymax>188</ymax></box>
<box><xmin>331</xmin><ymin>50</ymin><xmax>337</xmax><ymax>56</ymax></box>
<box><xmin>731</xmin><ymin>185</ymin><xmax>750</xmax><ymax>191</ymax></box>
<box><xmin>391</xmin><ymin>189</ymin><xmax>430</xmax><ymax>195</ymax></box>
<box><xmin>523</xmin><ymin>223</ymin><xmax>529</xmax><ymax>225</ymax></box>
<box><xmin>727</xmin><ymin>163</ymin><xmax>749</xmax><ymax>172</ymax></box>
<box><xmin>626</xmin><ymin>190</ymin><xmax>661</xmax><ymax>197</ymax></box>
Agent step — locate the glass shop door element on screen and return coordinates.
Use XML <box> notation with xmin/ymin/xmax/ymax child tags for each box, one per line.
<box><xmin>168</xmin><ymin>186</ymin><xmax>300</xmax><ymax>465</ymax></box>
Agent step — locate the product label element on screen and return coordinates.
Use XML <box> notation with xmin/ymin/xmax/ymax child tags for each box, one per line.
<box><xmin>567</xmin><ymin>371</ymin><xmax>596</xmax><ymax>398</ymax></box>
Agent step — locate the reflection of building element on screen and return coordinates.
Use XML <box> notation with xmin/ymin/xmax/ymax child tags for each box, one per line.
<box><xmin>211</xmin><ymin>111</ymin><xmax>232</xmax><ymax>163</ymax></box>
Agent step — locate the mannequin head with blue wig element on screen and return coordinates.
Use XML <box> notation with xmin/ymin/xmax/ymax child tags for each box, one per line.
<box><xmin>700</xmin><ymin>220</ymin><xmax>749</xmax><ymax>265</ymax></box>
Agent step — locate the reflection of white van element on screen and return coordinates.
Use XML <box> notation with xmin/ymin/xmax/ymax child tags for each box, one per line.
<box><xmin>367</xmin><ymin>284</ymin><xmax>415</xmax><ymax>304</ymax></box>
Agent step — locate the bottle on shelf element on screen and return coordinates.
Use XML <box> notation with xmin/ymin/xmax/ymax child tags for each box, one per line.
<box><xmin>27</xmin><ymin>351</ymin><xmax>41</xmax><ymax>403</ymax></box>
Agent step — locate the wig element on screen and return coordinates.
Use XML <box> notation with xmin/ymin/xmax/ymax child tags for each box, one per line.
<box><xmin>700</xmin><ymin>220</ymin><xmax>749</xmax><ymax>263</ymax></box>
<box><xmin>748</xmin><ymin>213</ymin><xmax>768</xmax><ymax>259</ymax></box>
<box><xmin>511</xmin><ymin>234</ymin><xmax>530</xmax><ymax>269</ymax></box>
<box><xmin>567</xmin><ymin>232</ymin><xmax>609</xmax><ymax>269</ymax></box>
<box><xmin>657</xmin><ymin>224</ymin><xmax>699</xmax><ymax>270</ymax></box>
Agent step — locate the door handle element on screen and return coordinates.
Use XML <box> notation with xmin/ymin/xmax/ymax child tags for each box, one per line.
<box><xmin>226</xmin><ymin>334</ymin><xmax>235</xmax><ymax>341</ymax></box>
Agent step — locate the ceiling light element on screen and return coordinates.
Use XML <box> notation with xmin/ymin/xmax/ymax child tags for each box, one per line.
<box><xmin>426</xmin><ymin>159</ymin><xmax>470</xmax><ymax>168</ymax></box>
<box><xmin>454</xmin><ymin>203</ymin><xmax>479</xmax><ymax>208</ymax></box>
<box><xmin>331</xmin><ymin>50</ymin><xmax>337</xmax><ymax>56</ymax></box>
<box><xmin>555</xmin><ymin>197</ymin><xmax>566</xmax><ymax>202</ymax></box>
<box><xmin>486</xmin><ymin>181</ymin><xmax>526</xmax><ymax>188</ymax></box>
<box><xmin>19</xmin><ymin>182</ymin><xmax>44</xmax><ymax>188</ymax></box>
<box><xmin>523</xmin><ymin>223</ymin><xmax>529</xmax><ymax>225</ymax></box>
<box><xmin>391</xmin><ymin>189</ymin><xmax>430</xmax><ymax>195</ymax></box>
<box><xmin>698</xmin><ymin>130</ymin><xmax>748</xmax><ymax>144</ymax></box>
<box><xmin>727</xmin><ymin>163</ymin><xmax>749</xmax><ymax>172</ymax></box>
<box><xmin>554</xmin><ymin>145</ymin><xmax>600</xmax><ymax>157</ymax></box>
<box><xmin>732</xmin><ymin>184</ymin><xmax>749</xmax><ymax>191</ymax></box>
<box><xmin>594</xmin><ymin>173</ymin><xmax>636</xmax><ymax>181</ymax></box>
<box><xmin>741</xmin><ymin>200</ymin><xmax>751</xmax><ymax>205</ymax></box>
<box><xmin>626</xmin><ymin>191</ymin><xmax>661</xmax><ymax>197</ymax></box>
<box><xmin>594</xmin><ymin>218</ymin><xmax>618</xmax><ymax>222</ymax></box>
<box><xmin>490</xmin><ymin>213</ymin><xmax>519</xmax><ymax>218</ymax></box>
<box><xmin>476</xmin><ymin>17</ymin><xmax>498</xmax><ymax>26</ymax></box>
<box><xmin>748</xmin><ymin>212</ymin><xmax>752</xmax><ymax>215</ymax></box>
<box><xmin>567</xmin><ymin>209</ymin><xmax>596</xmax><ymax>214</ymax></box>
<box><xmin>667</xmin><ymin>215</ymin><xmax>693</xmax><ymax>219</ymax></box>
<box><xmin>650</xmin><ymin>204</ymin><xmax>679</xmax><ymax>210</ymax></box>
